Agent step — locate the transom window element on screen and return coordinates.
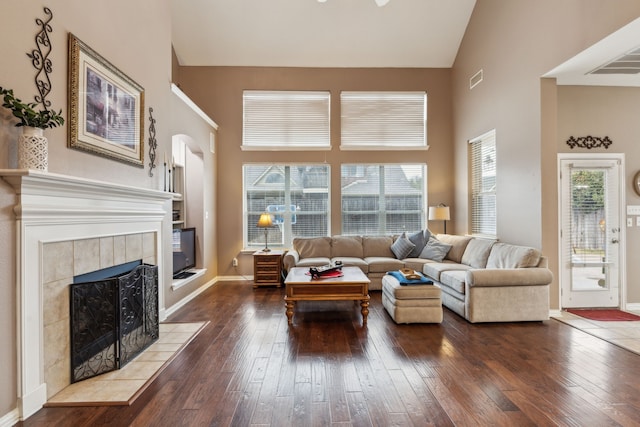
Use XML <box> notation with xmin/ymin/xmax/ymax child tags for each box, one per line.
<box><xmin>242</xmin><ymin>90</ymin><xmax>331</xmax><ymax>150</ymax></box>
<box><xmin>341</xmin><ymin>164</ymin><xmax>426</xmax><ymax>235</ymax></box>
<box><xmin>244</xmin><ymin>164</ymin><xmax>330</xmax><ymax>249</ymax></box>
<box><xmin>340</xmin><ymin>91</ymin><xmax>427</xmax><ymax>150</ymax></box>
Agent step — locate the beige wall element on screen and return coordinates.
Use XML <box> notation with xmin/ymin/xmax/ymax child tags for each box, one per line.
<box><xmin>557</xmin><ymin>85</ymin><xmax>640</xmax><ymax>304</ymax></box>
<box><xmin>0</xmin><ymin>0</ymin><xmax>178</xmax><ymax>416</ymax></box>
<box><xmin>452</xmin><ymin>0</ymin><xmax>640</xmax><ymax>310</ymax></box>
<box><xmin>174</xmin><ymin>67</ymin><xmax>455</xmax><ymax>277</ymax></box>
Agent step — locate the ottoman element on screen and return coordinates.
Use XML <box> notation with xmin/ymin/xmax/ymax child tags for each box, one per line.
<box><xmin>381</xmin><ymin>274</ymin><xmax>443</xmax><ymax>324</ymax></box>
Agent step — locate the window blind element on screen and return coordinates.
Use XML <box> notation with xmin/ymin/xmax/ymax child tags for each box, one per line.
<box><xmin>340</xmin><ymin>91</ymin><xmax>427</xmax><ymax>149</ymax></box>
<box><xmin>242</xmin><ymin>90</ymin><xmax>331</xmax><ymax>149</ymax></box>
<box><xmin>470</xmin><ymin>130</ymin><xmax>497</xmax><ymax>237</ymax></box>
<box><xmin>341</xmin><ymin>164</ymin><xmax>426</xmax><ymax>235</ymax></box>
<box><xmin>243</xmin><ymin>164</ymin><xmax>330</xmax><ymax>249</ymax></box>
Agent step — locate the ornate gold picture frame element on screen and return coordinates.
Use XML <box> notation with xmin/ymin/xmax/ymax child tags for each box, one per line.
<box><xmin>68</xmin><ymin>33</ymin><xmax>144</xmax><ymax>167</ymax></box>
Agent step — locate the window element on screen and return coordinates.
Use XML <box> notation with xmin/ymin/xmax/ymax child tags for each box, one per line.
<box><xmin>242</xmin><ymin>91</ymin><xmax>331</xmax><ymax>150</ymax></box>
<box><xmin>340</xmin><ymin>91</ymin><xmax>427</xmax><ymax>150</ymax></box>
<box><xmin>244</xmin><ymin>164</ymin><xmax>330</xmax><ymax>249</ymax></box>
<box><xmin>341</xmin><ymin>164</ymin><xmax>426</xmax><ymax>235</ymax></box>
<box><xmin>469</xmin><ymin>130</ymin><xmax>497</xmax><ymax>237</ymax></box>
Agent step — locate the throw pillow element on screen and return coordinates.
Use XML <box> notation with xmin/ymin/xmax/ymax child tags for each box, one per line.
<box><xmin>419</xmin><ymin>237</ymin><xmax>452</xmax><ymax>262</ymax></box>
<box><xmin>390</xmin><ymin>232</ymin><xmax>416</xmax><ymax>259</ymax></box>
<box><xmin>406</xmin><ymin>230</ymin><xmax>428</xmax><ymax>258</ymax></box>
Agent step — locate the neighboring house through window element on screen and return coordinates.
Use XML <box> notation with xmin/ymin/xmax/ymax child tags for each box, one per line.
<box><xmin>341</xmin><ymin>164</ymin><xmax>426</xmax><ymax>235</ymax></box>
<box><xmin>243</xmin><ymin>164</ymin><xmax>330</xmax><ymax>249</ymax></box>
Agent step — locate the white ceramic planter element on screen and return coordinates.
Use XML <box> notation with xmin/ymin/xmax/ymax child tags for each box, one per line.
<box><xmin>18</xmin><ymin>126</ymin><xmax>48</xmax><ymax>171</ymax></box>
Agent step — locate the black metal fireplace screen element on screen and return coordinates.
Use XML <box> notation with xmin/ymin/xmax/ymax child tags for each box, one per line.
<box><xmin>70</xmin><ymin>263</ymin><xmax>159</xmax><ymax>383</ymax></box>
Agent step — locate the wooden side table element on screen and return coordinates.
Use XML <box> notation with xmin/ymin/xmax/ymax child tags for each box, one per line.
<box><xmin>253</xmin><ymin>250</ymin><xmax>283</xmax><ymax>288</ymax></box>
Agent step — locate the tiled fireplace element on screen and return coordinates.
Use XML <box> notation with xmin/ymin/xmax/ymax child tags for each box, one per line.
<box><xmin>0</xmin><ymin>170</ymin><xmax>172</xmax><ymax>420</ymax></box>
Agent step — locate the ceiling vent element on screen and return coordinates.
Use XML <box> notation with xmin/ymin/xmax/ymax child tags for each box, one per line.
<box><xmin>589</xmin><ymin>46</ymin><xmax>640</xmax><ymax>75</ymax></box>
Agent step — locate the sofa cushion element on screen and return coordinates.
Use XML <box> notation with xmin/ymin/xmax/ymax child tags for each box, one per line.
<box><xmin>436</xmin><ymin>234</ymin><xmax>472</xmax><ymax>263</ymax></box>
<box><xmin>461</xmin><ymin>238</ymin><xmax>495</xmax><ymax>268</ymax></box>
<box><xmin>390</xmin><ymin>232</ymin><xmax>415</xmax><ymax>259</ymax></box>
<box><xmin>366</xmin><ymin>257</ymin><xmax>405</xmax><ymax>273</ymax></box>
<box><xmin>332</xmin><ymin>236</ymin><xmax>363</xmax><ymax>258</ymax></box>
<box><xmin>423</xmin><ymin>262</ymin><xmax>473</xmax><ymax>281</ymax></box>
<box><xmin>362</xmin><ymin>235</ymin><xmax>395</xmax><ymax>258</ymax></box>
<box><xmin>419</xmin><ymin>237</ymin><xmax>451</xmax><ymax>262</ymax></box>
<box><xmin>407</xmin><ymin>229</ymin><xmax>430</xmax><ymax>258</ymax></box>
<box><xmin>440</xmin><ymin>270</ymin><xmax>468</xmax><ymax>295</ymax></box>
<box><xmin>486</xmin><ymin>243</ymin><xmax>541</xmax><ymax>269</ymax></box>
<box><xmin>331</xmin><ymin>257</ymin><xmax>369</xmax><ymax>273</ymax></box>
<box><xmin>295</xmin><ymin>257</ymin><xmax>331</xmax><ymax>268</ymax></box>
<box><xmin>293</xmin><ymin>237</ymin><xmax>331</xmax><ymax>259</ymax></box>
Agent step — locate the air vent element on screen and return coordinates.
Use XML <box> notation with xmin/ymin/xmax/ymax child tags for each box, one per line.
<box><xmin>589</xmin><ymin>46</ymin><xmax>640</xmax><ymax>75</ymax></box>
<box><xmin>470</xmin><ymin>69</ymin><xmax>483</xmax><ymax>89</ymax></box>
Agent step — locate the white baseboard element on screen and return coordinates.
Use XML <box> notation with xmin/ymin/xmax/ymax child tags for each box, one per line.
<box><xmin>0</xmin><ymin>408</ymin><xmax>19</xmax><ymax>427</ymax></box>
<box><xmin>549</xmin><ymin>309</ymin><xmax>563</xmax><ymax>318</ymax></box>
<box><xmin>216</xmin><ymin>275</ymin><xmax>253</xmax><ymax>282</ymax></box>
<box><xmin>164</xmin><ymin>277</ymin><xmax>218</xmax><ymax>318</ymax></box>
<box><xmin>625</xmin><ymin>303</ymin><xmax>640</xmax><ymax>311</ymax></box>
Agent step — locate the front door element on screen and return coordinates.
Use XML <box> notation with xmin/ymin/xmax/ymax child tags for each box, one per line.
<box><xmin>559</xmin><ymin>156</ymin><xmax>623</xmax><ymax>308</ymax></box>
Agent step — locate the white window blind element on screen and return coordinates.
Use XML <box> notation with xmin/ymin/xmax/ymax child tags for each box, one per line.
<box><xmin>470</xmin><ymin>130</ymin><xmax>497</xmax><ymax>237</ymax></box>
<box><xmin>340</xmin><ymin>91</ymin><xmax>427</xmax><ymax>150</ymax></box>
<box><xmin>243</xmin><ymin>91</ymin><xmax>331</xmax><ymax>149</ymax></box>
<box><xmin>341</xmin><ymin>164</ymin><xmax>426</xmax><ymax>235</ymax></box>
<box><xmin>243</xmin><ymin>164</ymin><xmax>330</xmax><ymax>249</ymax></box>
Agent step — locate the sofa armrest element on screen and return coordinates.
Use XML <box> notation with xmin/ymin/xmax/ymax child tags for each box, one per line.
<box><xmin>283</xmin><ymin>250</ymin><xmax>300</xmax><ymax>272</ymax></box>
<box><xmin>466</xmin><ymin>268</ymin><xmax>553</xmax><ymax>287</ymax></box>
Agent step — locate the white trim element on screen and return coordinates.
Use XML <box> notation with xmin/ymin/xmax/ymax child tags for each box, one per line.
<box><xmin>0</xmin><ymin>408</ymin><xmax>20</xmax><ymax>427</ymax></box>
<box><xmin>164</xmin><ymin>277</ymin><xmax>218</xmax><ymax>318</ymax></box>
<box><xmin>339</xmin><ymin>145</ymin><xmax>430</xmax><ymax>151</ymax></box>
<box><xmin>0</xmin><ymin>169</ymin><xmax>172</xmax><ymax>421</ymax></box>
<box><xmin>171</xmin><ymin>83</ymin><xmax>218</xmax><ymax>130</ymax></box>
<box><xmin>556</xmin><ymin>153</ymin><xmax>627</xmax><ymax>311</ymax></box>
<box><xmin>171</xmin><ymin>268</ymin><xmax>207</xmax><ymax>290</ymax></box>
<box><xmin>217</xmin><ymin>275</ymin><xmax>254</xmax><ymax>282</ymax></box>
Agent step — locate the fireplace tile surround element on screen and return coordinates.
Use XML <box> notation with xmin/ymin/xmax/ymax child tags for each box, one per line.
<box><xmin>0</xmin><ymin>169</ymin><xmax>172</xmax><ymax>420</ymax></box>
<box><xmin>43</xmin><ymin>232</ymin><xmax>157</xmax><ymax>399</ymax></box>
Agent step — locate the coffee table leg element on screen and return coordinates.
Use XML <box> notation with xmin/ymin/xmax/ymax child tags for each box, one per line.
<box><xmin>285</xmin><ymin>299</ymin><xmax>295</xmax><ymax>325</ymax></box>
<box><xmin>360</xmin><ymin>299</ymin><xmax>369</xmax><ymax>325</ymax></box>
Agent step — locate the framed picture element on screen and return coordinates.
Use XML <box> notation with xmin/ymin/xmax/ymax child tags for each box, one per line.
<box><xmin>68</xmin><ymin>33</ymin><xmax>144</xmax><ymax>167</ymax></box>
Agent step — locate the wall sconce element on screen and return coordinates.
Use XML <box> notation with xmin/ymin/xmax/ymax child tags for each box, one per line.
<box><xmin>428</xmin><ymin>203</ymin><xmax>450</xmax><ymax>234</ymax></box>
<box><xmin>256</xmin><ymin>213</ymin><xmax>273</xmax><ymax>252</ymax></box>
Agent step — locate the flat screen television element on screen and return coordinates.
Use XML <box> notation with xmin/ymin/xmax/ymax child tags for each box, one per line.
<box><xmin>172</xmin><ymin>227</ymin><xmax>196</xmax><ymax>279</ymax></box>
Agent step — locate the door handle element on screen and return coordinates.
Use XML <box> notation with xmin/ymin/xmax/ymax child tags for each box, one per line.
<box><xmin>611</xmin><ymin>238</ymin><xmax>619</xmax><ymax>244</ymax></box>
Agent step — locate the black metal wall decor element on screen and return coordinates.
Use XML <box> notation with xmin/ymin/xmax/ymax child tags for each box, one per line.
<box><xmin>566</xmin><ymin>135</ymin><xmax>612</xmax><ymax>150</ymax></box>
<box><xmin>27</xmin><ymin>7</ymin><xmax>55</xmax><ymax>110</ymax></box>
<box><xmin>148</xmin><ymin>107</ymin><xmax>157</xmax><ymax>177</ymax></box>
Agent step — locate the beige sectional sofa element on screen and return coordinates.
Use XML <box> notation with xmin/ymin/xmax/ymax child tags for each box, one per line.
<box><xmin>282</xmin><ymin>233</ymin><xmax>553</xmax><ymax>323</ymax></box>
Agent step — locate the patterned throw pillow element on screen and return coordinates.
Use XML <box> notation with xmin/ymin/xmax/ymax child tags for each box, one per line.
<box><xmin>407</xmin><ymin>229</ymin><xmax>429</xmax><ymax>258</ymax></box>
<box><xmin>419</xmin><ymin>237</ymin><xmax>452</xmax><ymax>262</ymax></box>
<box><xmin>390</xmin><ymin>232</ymin><xmax>416</xmax><ymax>259</ymax></box>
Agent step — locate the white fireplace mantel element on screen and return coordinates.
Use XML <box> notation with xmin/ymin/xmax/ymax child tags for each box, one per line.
<box><xmin>0</xmin><ymin>169</ymin><xmax>173</xmax><ymax>421</ymax></box>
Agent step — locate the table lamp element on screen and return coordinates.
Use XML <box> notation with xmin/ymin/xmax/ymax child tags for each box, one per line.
<box><xmin>428</xmin><ymin>204</ymin><xmax>450</xmax><ymax>234</ymax></box>
<box><xmin>257</xmin><ymin>213</ymin><xmax>273</xmax><ymax>252</ymax></box>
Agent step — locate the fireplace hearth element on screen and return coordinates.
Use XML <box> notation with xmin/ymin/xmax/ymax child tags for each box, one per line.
<box><xmin>70</xmin><ymin>263</ymin><xmax>159</xmax><ymax>383</ymax></box>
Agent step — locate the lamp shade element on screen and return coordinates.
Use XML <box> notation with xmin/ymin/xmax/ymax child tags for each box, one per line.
<box><xmin>257</xmin><ymin>213</ymin><xmax>273</xmax><ymax>228</ymax></box>
<box><xmin>428</xmin><ymin>205</ymin><xmax>450</xmax><ymax>221</ymax></box>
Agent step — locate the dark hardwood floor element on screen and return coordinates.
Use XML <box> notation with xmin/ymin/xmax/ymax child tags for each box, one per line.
<box><xmin>21</xmin><ymin>281</ymin><xmax>640</xmax><ymax>426</ymax></box>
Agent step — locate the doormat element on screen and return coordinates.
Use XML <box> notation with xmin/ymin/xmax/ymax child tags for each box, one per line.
<box><xmin>566</xmin><ymin>309</ymin><xmax>640</xmax><ymax>321</ymax></box>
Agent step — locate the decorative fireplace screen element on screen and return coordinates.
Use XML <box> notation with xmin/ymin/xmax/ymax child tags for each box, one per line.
<box><xmin>70</xmin><ymin>263</ymin><xmax>159</xmax><ymax>383</ymax></box>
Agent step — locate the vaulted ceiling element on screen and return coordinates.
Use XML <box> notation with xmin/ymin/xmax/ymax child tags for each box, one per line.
<box><xmin>170</xmin><ymin>0</ymin><xmax>476</xmax><ymax>68</ymax></box>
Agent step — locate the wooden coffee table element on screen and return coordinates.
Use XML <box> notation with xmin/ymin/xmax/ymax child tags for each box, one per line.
<box><xmin>284</xmin><ymin>266</ymin><xmax>371</xmax><ymax>325</ymax></box>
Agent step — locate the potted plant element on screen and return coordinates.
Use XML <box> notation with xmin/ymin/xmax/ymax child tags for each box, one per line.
<box><xmin>1</xmin><ymin>86</ymin><xmax>64</xmax><ymax>171</ymax></box>
<box><xmin>0</xmin><ymin>87</ymin><xmax>64</xmax><ymax>128</ymax></box>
